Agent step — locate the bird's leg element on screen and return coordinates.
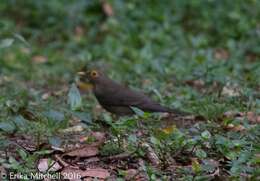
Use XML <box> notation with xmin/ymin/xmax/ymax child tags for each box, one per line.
<box><xmin>111</xmin><ymin>114</ymin><xmax>119</xmax><ymax>122</ymax></box>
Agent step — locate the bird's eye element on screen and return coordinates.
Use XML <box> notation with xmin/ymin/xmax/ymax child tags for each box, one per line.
<box><xmin>90</xmin><ymin>70</ymin><xmax>98</xmax><ymax>77</ymax></box>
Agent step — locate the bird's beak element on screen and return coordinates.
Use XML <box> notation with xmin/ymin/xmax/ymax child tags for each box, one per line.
<box><xmin>77</xmin><ymin>71</ymin><xmax>86</xmax><ymax>76</ymax></box>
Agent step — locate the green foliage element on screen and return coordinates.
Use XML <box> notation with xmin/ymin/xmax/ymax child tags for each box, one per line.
<box><xmin>0</xmin><ymin>0</ymin><xmax>259</xmax><ymax>179</ymax></box>
<box><xmin>100</xmin><ymin>140</ymin><xmax>124</xmax><ymax>157</ymax></box>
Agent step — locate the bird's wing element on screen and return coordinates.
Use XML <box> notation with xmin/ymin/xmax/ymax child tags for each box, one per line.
<box><xmin>94</xmin><ymin>79</ymin><xmax>174</xmax><ymax>113</ymax></box>
<box><xmin>95</xmin><ymin>82</ymin><xmax>154</xmax><ymax>107</ymax></box>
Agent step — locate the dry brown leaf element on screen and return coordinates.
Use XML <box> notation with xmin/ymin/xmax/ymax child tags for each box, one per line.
<box><xmin>53</xmin><ymin>86</ymin><xmax>68</xmax><ymax>96</ymax></box>
<box><xmin>65</xmin><ymin>146</ymin><xmax>99</xmax><ymax>157</ymax></box>
<box><xmin>246</xmin><ymin>112</ymin><xmax>260</xmax><ymax>123</ymax></box>
<box><xmin>225</xmin><ymin>124</ymin><xmax>246</xmax><ymax>132</ymax></box>
<box><xmin>41</xmin><ymin>92</ymin><xmax>51</xmax><ymax>100</ymax></box>
<box><xmin>32</xmin><ymin>55</ymin><xmax>47</xmax><ymax>63</ymax></box>
<box><xmin>81</xmin><ymin>168</ymin><xmax>110</xmax><ymax>179</ymax></box>
<box><xmin>224</xmin><ymin>111</ymin><xmax>260</xmax><ymax>124</ymax></box>
<box><xmin>102</xmin><ymin>0</ymin><xmax>114</xmax><ymax>16</ymax></box>
<box><xmin>54</xmin><ymin>154</ymin><xmax>70</xmax><ymax>168</ymax></box>
<box><xmin>223</xmin><ymin>111</ymin><xmax>237</xmax><ymax>117</ymax></box>
<box><xmin>79</xmin><ymin>132</ymin><xmax>105</xmax><ymax>146</ymax></box>
<box><xmin>245</xmin><ymin>52</ymin><xmax>259</xmax><ymax>62</ymax></box>
<box><xmin>79</xmin><ymin>136</ymin><xmax>89</xmax><ymax>143</ymax></box>
<box><xmin>124</xmin><ymin>169</ymin><xmax>146</xmax><ymax>181</ymax></box>
<box><xmin>83</xmin><ymin>156</ymin><xmax>100</xmax><ymax>164</ymax></box>
<box><xmin>125</xmin><ymin>169</ymin><xmax>138</xmax><ymax>180</ymax></box>
<box><xmin>185</xmin><ymin>79</ymin><xmax>205</xmax><ymax>89</ymax></box>
<box><xmin>141</xmin><ymin>143</ymin><xmax>160</xmax><ymax>166</ymax></box>
<box><xmin>61</xmin><ymin>125</ymin><xmax>84</xmax><ymax>133</ymax></box>
<box><xmin>37</xmin><ymin>158</ymin><xmax>49</xmax><ymax>172</ymax></box>
<box><xmin>38</xmin><ymin>158</ymin><xmax>62</xmax><ymax>172</ymax></box>
<box><xmin>222</xmin><ymin>83</ymin><xmax>240</xmax><ymax>96</ymax></box>
<box><xmin>214</xmin><ymin>48</ymin><xmax>229</xmax><ymax>60</ymax></box>
<box><xmin>75</xmin><ymin>26</ymin><xmax>84</xmax><ymax>37</ymax></box>
<box><xmin>91</xmin><ymin>131</ymin><xmax>106</xmax><ymax>145</ymax></box>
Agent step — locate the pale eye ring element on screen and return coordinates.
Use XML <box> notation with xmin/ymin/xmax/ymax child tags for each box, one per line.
<box><xmin>91</xmin><ymin>71</ymin><xmax>98</xmax><ymax>77</ymax></box>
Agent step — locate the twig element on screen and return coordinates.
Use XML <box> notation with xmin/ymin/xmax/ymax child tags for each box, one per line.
<box><xmin>54</xmin><ymin>154</ymin><xmax>69</xmax><ymax>168</ymax></box>
<box><xmin>141</xmin><ymin>142</ymin><xmax>160</xmax><ymax>166</ymax></box>
<box><xmin>101</xmin><ymin>152</ymin><xmax>133</xmax><ymax>161</ymax></box>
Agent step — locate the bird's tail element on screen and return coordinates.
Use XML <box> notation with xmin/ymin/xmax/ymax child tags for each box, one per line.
<box><xmin>166</xmin><ymin>107</ymin><xmax>190</xmax><ymax>116</ymax></box>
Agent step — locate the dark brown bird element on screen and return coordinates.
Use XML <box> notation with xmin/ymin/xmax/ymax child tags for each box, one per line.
<box><xmin>78</xmin><ymin>70</ymin><xmax>186</xmax><ymax>116</ymax></box>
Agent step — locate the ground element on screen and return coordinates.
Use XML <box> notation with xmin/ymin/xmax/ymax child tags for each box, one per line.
<box><xmin>0</xmin><ymin>1</ymin><xmax>259</xmax><ymax>180</ymax></box>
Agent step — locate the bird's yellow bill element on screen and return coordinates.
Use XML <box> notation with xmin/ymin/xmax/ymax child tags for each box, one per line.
<box><xmin>77</xmin><ymin>71</ymin><xmax>86</xmax><ymax>76</ymax></box>
<box><xmin>77</xmin><ymin>82</ymin><xmax>93</xmax><ymax>91</ymax></box>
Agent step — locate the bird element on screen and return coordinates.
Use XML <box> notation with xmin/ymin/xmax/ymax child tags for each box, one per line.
<box><xmin>77</xmin><ymin>69</ymin><xmax>186</xmax><ymax>116</ymax></box>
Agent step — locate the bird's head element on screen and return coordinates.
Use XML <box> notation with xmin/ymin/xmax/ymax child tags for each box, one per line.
<box><xmin>77</xmin><ymin>69</ymin><xmax>104</xmax><ymax>85</ymax></box>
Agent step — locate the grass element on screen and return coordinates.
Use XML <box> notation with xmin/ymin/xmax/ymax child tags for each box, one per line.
<box><xmin>0</xmin><ymin>0</ymin><xmax>260</xmax><ymax>180</ymax></box>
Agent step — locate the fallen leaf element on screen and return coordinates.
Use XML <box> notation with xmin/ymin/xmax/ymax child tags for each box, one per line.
<box><xmin>79</xmin><ymin>132</ymin><xmax>105</xmax><ymax>146</ymax></box>
<box><xmin>81</xmin><ymin>168</ymin><xmax>110</xmax><ymax>179</ymax></box>
<box><xmin>41</xmin><ymin>92</ymin><xmax>51</xmax><ymax>100</ymax></box>
<box><xmin>65</xmin><ymin>146</ymin><xmax>99</xmax><ymax>157</ymax></box>
<box><xmin>61</xmin><ymin>125</ymin><xmax>84</xmax><ymax>133</ymax></box>
<box><xmin>83</xmin><ymin>156</ymin><xmax>100</xmax><ymax>164</ymax></box>
<box><xmin>233</xmin><ymin>125</ymin><xmax>246</xmax><ymax>131</ymax></box>
<box><xmin>53</xmin><ymin>86</ymin><xmax>68</xmax><ymax>96</ymax></box>
<box><xmin>75</xmin><ymin>26</ymin><xmax>84</xmax><ymax>37</ymax></box>
<box><xmin>79</xmin><ymin>136</ymin><xmax>89</xmax><ymax>143</ymax></box>
<box><xmin>225</xmin><ymin>123</ymin><xmax>245</xmax><ymax>132</ymax></box>
<box><xmin>214</xmin><ymin>48</ymin><xmax>229</xmax><ymax>60</ymax></box>
<box><xmin>185</xmin><ymin>79</ymin><xmax>205</xmax><ymax>89</ymax></box>
<box><xmin>223</xmin><ymin>111</ymin><xmax>237</xmax><ymax>117</ymax></box>
<box><xmin>141</xmin><ymin>143</ymin><xmax>160</xmax><ymax>166</ymax></box>
<box><xmin>20</xmin><ymin>47</ymin><xmax>30</xmax><ymax>54</ymax></box>
<box><xmin>125</xmin><ymin>169</ymin><xmax>138</xmax><ymax>180</ymax></box>
<box><xmin>51</xmin><ymin>146</ymin><xmax>65</xmax><ymax>152</ymax></box>
<box><xmin>224</xmin><ymin>111</ymin><xmax>260</xmax><ymax>124</ymax></box>
<box><xmin>32</xmin><ymin>55</ymin><xmax>47</xmax><ymax>63</ymax></box>
<box><xmin>38</xmin><ymin>158</ymin><xmax>62</xmax><ymax>172</ymax></box>
<box><xmin>246</xmin><ymin>52</ymin><xmax>258</xmax><ymax>62</ymax></box>
<box><xmin>222</xmin><ymin>83</ymin><xmax>240</xmax><ymax>97</ymax></box>
<box><xmin>54</xmin><ymin>154</ymin><xmax>69</xmax><ymax>167</ymax></box>
<box><xmin>37</xmin><ymin>158</ymin><xmax>49</xmax><ymax>172</ymax></box>
<box><xmin>102</xmin><ymin>0</ymin><xmax>114</xmax><ymax>16</ymax></box>
<box><xmin>246</xmin><ymin>112</ymin><xmax>260</xmax><ymax>123</ymax></box>
<box><xmin>91</xmin><ymin>131</ymin><xmax>106</xmax><ymax>144</ymax></box>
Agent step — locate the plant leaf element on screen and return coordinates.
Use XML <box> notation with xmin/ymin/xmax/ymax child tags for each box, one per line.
<box><xmin>73</xmin><ymin>111</ymin><xmax>92</xmax><ymax>124</ymax></box>
<box><xmin>13</xmin><ymin>115</ymin><xmax>28</xmax><ymax>128</ymax></box>
<box><xmin>68</xmin><ymin>83</ymin><xmax>82</xmax><ymax>111</ymax></box>
<box><xmin>44</xmin><ymin>110</ymin><xmax>65</xmax><ymax>122</ymax></box>
<box><xmin>0</xmin><ymin>38</ymin><xmax>14</xmax><ymax>49</ymax></box>
<box><xmin>130</xmin><ymin>106</ymin><xmax>144</xmax><ymax>117</ymax></box>
<box><xmin>49</xmin><ymin>136</ymin><xmax>62</xmax><ymax>147</ymax></box>
<box><xmin>0</xmin><ymin>122</ymin><xmax>15</xmax><ymax>133</ymax></box>
<box><xmin>13</xmin><ymin>33</ymin><xmax>31</xmax><ymax>47</ymax></box>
